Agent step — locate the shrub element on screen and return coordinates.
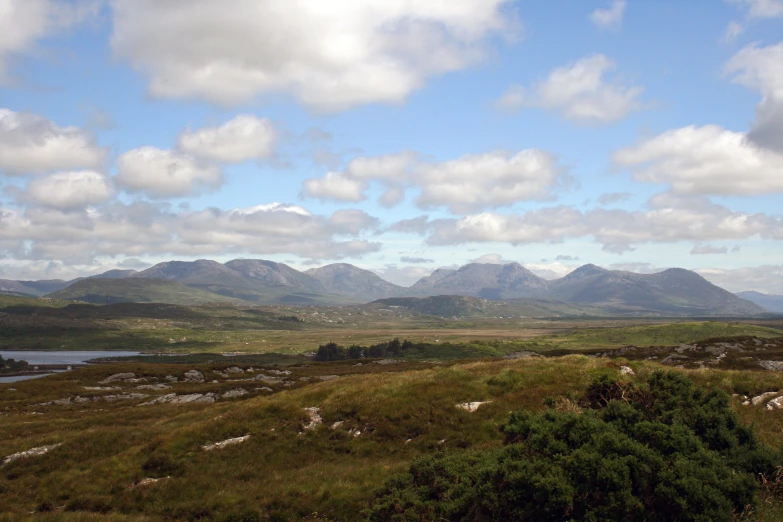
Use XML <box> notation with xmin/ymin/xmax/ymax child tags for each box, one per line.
<box><xmin>366</xmin><ymin>371</ymin><xmax>782</xmax><ymax>522</ymax></box>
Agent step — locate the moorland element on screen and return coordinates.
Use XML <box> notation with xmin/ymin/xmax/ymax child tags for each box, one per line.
<box><xmin>2</xmin><ymin>260</ymin><xmax>783</xmax><ymax>520</ymax></box>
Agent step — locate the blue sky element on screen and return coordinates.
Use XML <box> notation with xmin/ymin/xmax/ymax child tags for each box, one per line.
<box><xmin>0</xmin><ymin>0</ymin><xmax>782</xmax><ymax>292</ymax></box>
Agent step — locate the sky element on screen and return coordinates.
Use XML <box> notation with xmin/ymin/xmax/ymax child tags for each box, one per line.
<box><xmin>0</xmin><ymin>0</ymin><xmax>782</xmax><ymax>293</ymax></box>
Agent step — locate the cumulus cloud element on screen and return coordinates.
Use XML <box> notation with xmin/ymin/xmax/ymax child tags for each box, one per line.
<box><xmin>496</xmin><ymin>55</ymin><xmax>644</xmax><ymax>124</ymax></box>
<box><xmin>116</xmin><ymin>147</ymin><xmax>223</xmax><ymax>198</ymax></box>
<box><xmin>697</xmin><ymin>265</ymin><xmax>783</xmax><ymax>294</ymax></box>
<box><xmin>690</xmin><ymin>244</ymin><xmax>729</xmax><ymax>255</ymax></box>
<box><xmin>725</xmin><ymin>41</ymin><xmax>783</xmax><ymax>152</ymax></box>
<box><xmin>301</xmin><ymin>172</ymin><xmax>367</xmax><ymax>202</ymax></box>
<box><xmin>589</xmin><ymin>0</ymin><xmax>626</xmax><ymax>30</ymax></box>
<box><xmin>722</xmin><ymin>21</ymin><xmax>745</xmax><ymax>44</ymax></box>
<box><xmin>613</xmin><ymin>124</ymin><xmax>783</xmax><ymax>195</ymax></box>
<box><xmin>0</xmin><ymin>108</ymin><xmax>105</xmax><ymax>175</ymax></box>
<box><xmin>597</xmin><ymin>192</ymin><xmax>631</xmax><ymax>205</ymax></box>
<box><xmin>302</xmin><ymin>149</ymin><xmax>569</xmax><ymax>213</ymax></box>
<box><xmin>419</xmin><ymin>196</ymin><xmax>783</xmax><ymax>253</ymax></box>
<box><xmin>20</xmin><ymin>171</ymin><xmax>114</xmax><ymax>210</ymax></box>
<box><xmin>0</xmin><ymin>201</ymin><xmax>380</xmax><ymax>265</ymax></box>
<box><xmin>0</xmin><ymin>0</ymin><xmax>100</xmax><ymax>83</ymax></box>
<box><xmin>178</xmin><ymin>114</ymin><xmax>276</xmax><ymax>163</ymax></box>
<box><xmin>727</xmin><ymin>0</ymin><xmax>783</xmax><ymax>19</ymax></box>
<box><xmin>388</xmin><ymin>216</ymin><xmax>432</xmax><ymax>235</ymax></box>
<box><xmin>111</xmin><ymin>0</ymin><xmax>516</xmax><ymax>111</ymax></box>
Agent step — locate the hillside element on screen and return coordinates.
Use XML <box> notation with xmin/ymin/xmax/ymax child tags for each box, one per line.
<box><xmin>369</xmin><ymin>295</ymin><xmax>602</xmax><ymax>318</ymax></box>
<box><xmin>306</xmin><ymin>263</ymin><xmax>404</xmax><ymax>301</ymax></box>
<box><xmin>408</xmin><ymin>262</ymin><xmax>549</xmax><ymax>299</ymax></box>
<box><xmin>737</xmin><ymin>291</ymin><xmax>783</xmax><ymax>314</ymax></box>
<box><xmin>47</xmin><ymin>278</ymin><xmax>245</xmax><ymax>305</ymax></box>
<box><xmin>548</xmin><ymin>267</ymin><xmax>764</xmax><ymax>315</ymax></box>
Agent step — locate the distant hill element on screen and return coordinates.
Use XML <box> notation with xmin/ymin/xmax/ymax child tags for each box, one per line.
<box><xmin>306</xmin><ymin>263</ymin><xmax>404</xmax><ymax>301</ymax></box>
<box><xmin>0</xmin><ymin>279</ymin><xmax>70</xmax><ymax>297</ymax></box>
<box><xmin>47</xmin><ymin>278</ymin><xmax>245</xmax><ymax>305</ymax></box>
<box><xmin>736</xmin><ymin>291</ymin><xmax>783</xmax><ymax>314</ymax></box>
<box><xmin>132</xmin><ymin>259</ymin><xmax>338</xmax><ymax>304</ymax></box>
<box><xmin>409</xmin><ymin>263</ymin><xmax>549</xmax><ymax>299</ymax></box>
<box><xmin>0</xmin><ymin>257</ymin><xmax>763</xmax><ymax>316</ymax></box>
<box><xmin>547</xmin><ymin>267</ymin><xmax>764</xmax><ymax>316</ymax></box>
<box><xmin>368</xmin><ymin>295</ymin><xmax>602</xmax><ymax>318</ymax></box>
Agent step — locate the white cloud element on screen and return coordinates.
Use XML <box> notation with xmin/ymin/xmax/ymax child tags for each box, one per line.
<box><xmin>178</xmin><ymin>114</ymin><xmax>276</xmax><ymax>163</ymax></box>
<box><xmin>302</xmin><ymin>149</ymin><xmax>568</xmax><ymax>213</ymax></box>
<box><xmin>371</xmin><ymin>265</ymin><xmax>434</xmax><ymax>287</ymax></box>
<box><xmin>722</xmin><ymin>21</ymin><xmax>745</xmax><ymax>43</ymax></box>
<box><xmin>0</xmin><ymin>201</ymin><xmax>380</xmax><ymax>265</ymax></box>
<box><xmin>728</xmin><ymin>0</ymin><xmax>783</xmax><ymax>19</ymax></box>
<box><xmin>416</xmin><ymin>150</ymin><xmax>565</xmax><ymax>213</ymax></box>
<box><xmin>613</xmin><ymin>124</ymin><xmax>783</xmax><ymax>195</ymax></box>
<box><xmin>21</xmin><ymin>171</ymin><xmax>114</xmax><ymax>210</ymax></box>
<box><xmin>301</xmin><ymin>172</ymin><xmax>367</xmax><ymax>202</ymax></box>
<box><xmin>0</xmin><ymin>108</ymin><xmax>105</xmax><ymax>175</ymax></box>
<box><xmin>111</xmin><ymin>0</ymin><xmax>516</xmax><ymax>111</ymax></box>
<box><xmin>698</xmin><ymin>265</ymin><xmax>783</xmax><ymax>294</ymax></box>
<box><xmin>497</xmin><ymin>55</ymin><xmax>644</xmax><ymax>124</ymax></box>
<box><xmin>725</xmin><ymin>41</ymin><xmax>783</xmax><ymax>152</ymax></box>
<box><xmin>116</xmin><ymin>147</ymin><xmax>223</xmax><ymax>198</ymax></box>
<box><xmin>379</xmin><ymin>187</ymin><xmax>405</xmax><ymax>208</ymax></box>
<box><xmin>589</xmin><ymin>0</ymin><xmax>626</xmax><ymax>30</ymax></box>
<box><xmin>0</xmin><ymin>0</ymin><xmax>100</xmax><ymax>83</ymax></box>
<box><xmin>690</xmin><ymin>244</ymin><xmax>728</xmax><ymax>255</ymax></box>
<box><xmin>421</xmin><ymin>197</ymin><xmax>783</xmax><ymax>253</ymax></box>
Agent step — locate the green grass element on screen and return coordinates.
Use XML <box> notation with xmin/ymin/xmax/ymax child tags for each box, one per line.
<box><xmin>538</xmin><ymin>321</ymin><xmax>783</xmax><ymax>350</ymax></box>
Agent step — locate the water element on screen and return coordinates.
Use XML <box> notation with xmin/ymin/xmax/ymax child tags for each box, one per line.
<box><xmin>0</xmin><ymin>351</ymin><xmax>141</xmax><ymax>383</ymax></box>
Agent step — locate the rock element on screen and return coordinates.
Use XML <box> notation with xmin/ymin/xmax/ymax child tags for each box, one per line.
<box><xmin>348</xmin><ymin>429</ymin><xmax>361</xmax><ymax>438</ymax></box>
<box><xmin>141</xmin><ymin>393</ymin><xmax>217</xmax><ymax>406</ymax></box>
<box><xmin>767</xmin><ymin>397</ymin><xmax>783</xmax><ymax>410</ymax></box>
<box><xmin>254</xmin><ymin>374</ymin><xmax>282</xmax><ymax>384</ymax></box>
<box><xmin>83</xmin><ymin>386</ymin><xmax>121</xmax><ymax>391</ymax></box>
<box><xmin>302</xmin><ymin>407</ymin><xmax>322</xmax><ymax>431</ymax></box>
<box><xmin>256</xmin><ymin>387</ymin><xmax>273</xmax><ymax>392</ymax></box>
<box><xmin>456</xmin><ymin>401</ymin><xmax>492</xmax><ymax>412</ymax></box>
<box><xmin>165</xmin><ymin>376</ymin><xmax>178</xmax><ymax>382</ymax></box>
<box><xmin>225</xmin><ymin>367</ymin><xmax>244</xmax><ymax>373</ymax></box>
<box><xmin>2</xmin><ymin>444</ymin><xmax>62</xmax><ymax>466</ymax></box>
<box><xmin>39</xmin><ymin>393</ymin><xmax>148</xmax><ymax>406</ymax></box>
<box><xmin>619</xmin><ymin>366</ymin><xmax>635</xmax><ymax>376</ymax></box>
<box><xmin>751</xmin><ymin>391</ymin><xmax>781</xmax><ymax>406</ymax></box>
<box><xmin>221</xmin><ymin>388</ymin><xmax>249</xmax><ymax>399</ymax></box>
<box><xmin>374</xmin><ymin>359</ymin><xmax>402</xmax><ymax>365</ymax></box>
<box><xmin>759</xmin><ymin>361</ymin><xmax>783</xmax><ymax>371</ymax></box>
<box><xmin>202</xmin><ymin>435</ymin><xmax>251</xmax><ymax>451</ymax></box>
<box><xmin>317</xmin><ymin>375</ymin><xmax>339</xmax><ymax>381</ymax></box>
<box><xmin>266</xmin><ymin>369</ymin><xmax>291</xmax><ymax>375</ymax></box>
<box><xmin>131</xmin><ymin>477</ymin><xmax>169</xmax><ymax>489</ymax></box>
<box><xmin>135</xmin><ymin>384</ymin><xmax>172</xmax><ymax>391</ymax></box>
<box><xmin>183</xmin><ymin>370</ymin><xmax>205</xmax><ymax>382</ymax></box>
<box><xmin>101</xmin><ymin>393</ymin><xmax>149</xmax><ymax>402</ymax></box>
<box><xmin>503</xmin><ymin>351</ymin><xmax>543</xmax><ymax>360</ymax></box>
<box><xmin>99</xmin><ymin>373</ymin><xmax>136</xmax><ymax>384</ymax></box>
<box><xmin>331</xmin><ymin>421</ymin><xmax>344</xmax><ymax>430</ymax></box>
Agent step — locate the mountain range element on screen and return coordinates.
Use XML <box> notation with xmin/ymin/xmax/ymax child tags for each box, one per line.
<box><xmin>0</xmin><ymin>259</ymin><xmax>772</xmax><ymax>316</ymax></box>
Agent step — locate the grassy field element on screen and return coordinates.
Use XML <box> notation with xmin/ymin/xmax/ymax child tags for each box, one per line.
<box><xmin>0</xmin><ymin>298</ymin><xmax>780</xmax><ymax>356</ymax></box>
<box><xmin>3</xmin><ymin>354</ymin><xmax>783</xmax><ymax>521</ymax></box>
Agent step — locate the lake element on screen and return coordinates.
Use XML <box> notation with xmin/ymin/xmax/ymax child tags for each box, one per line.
<box><xmin>0</xmin><ymin>351</ymin><xmax>141</xmax><ymax>383</ymax></box>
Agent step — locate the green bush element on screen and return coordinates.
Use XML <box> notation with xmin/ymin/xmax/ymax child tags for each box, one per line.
<box><xmin>366</xmin><ymin>371</ymin><xmax>781</xmax><ymax>522</ymax></box>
